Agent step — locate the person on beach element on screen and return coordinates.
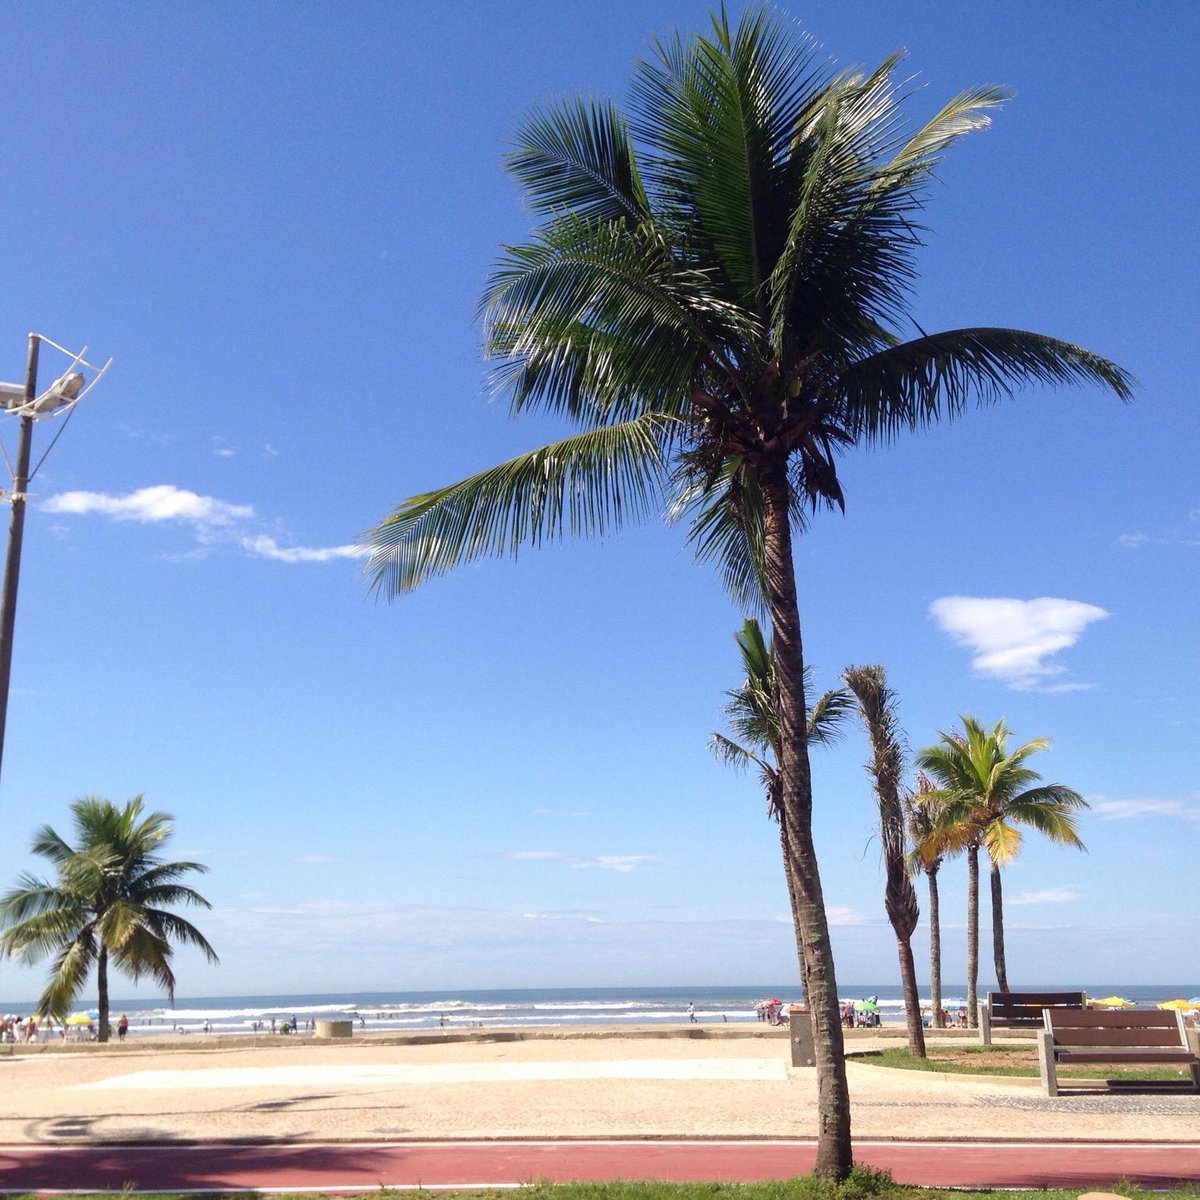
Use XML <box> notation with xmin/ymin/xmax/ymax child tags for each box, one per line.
<box><xmin>687</xmin><ymin>1002</ymin><xmax>697</xmax><ymax>1024</ymax></box>
<box><xmin>117</xmin><ymin>1014</ymin><xmax>128</xmax><ymax>1041</ymax></box>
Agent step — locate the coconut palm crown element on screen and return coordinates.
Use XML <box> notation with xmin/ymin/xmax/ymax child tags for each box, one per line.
<box><xmin>916</xmin><ymin>717</ymin><xmax>1087</xmax><ymax>1007</ymax></box>
<box><xmin>0</xmin><ymin>795</ymin><xmax>218</xmax><ymax>1042</ymax></box>
<box><xmin>363</xmin><ymin>7</ymin><xmax>1130</xmax><ymax>1177</ymax></box>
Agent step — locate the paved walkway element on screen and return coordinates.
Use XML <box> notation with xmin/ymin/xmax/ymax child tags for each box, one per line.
<box><xmin>4</xmin><ymin>1030</ymin><xmax>1199</xmax><ymax>1190</ymax></box>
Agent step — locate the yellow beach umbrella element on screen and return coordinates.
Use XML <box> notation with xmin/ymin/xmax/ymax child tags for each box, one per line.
<box><xmin>1089</xmin><ymin>995</ymin><xmax>1134</xmax><ymax>1008</ymax></box>
<box><xmin>1157</xmin><ymin>998</ymin><xmax>1199</xmax><ymax>1011</ymax></box>
<box><xmin>65</xmin><ymin>1013</ymin><xmax>94</xmax><ymax>1024</ymax></box>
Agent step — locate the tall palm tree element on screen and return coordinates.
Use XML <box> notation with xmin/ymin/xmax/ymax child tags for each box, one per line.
<box><xmin>710</xmin><ymin>618</ymin><xmax>850</xmax><ymax>996</ymax></box>
<box><xmin>916</xmin><ymin>717</ymin><xmax>1087</xmax><ymax>1016</ymax></box>
<box><xmin>363</xmin><ymin>8</ymin><xmax>1131</xmax><ymax>1176</ymax></box>
<box><xmin>841</xmin><ymin>665</ymin><xmax>924</xmax><ymax>1057</ymax></box>
<box><xmin>0</xmin><ymin>795</ymin><xmax>218</xmax><ymax>1042</ymax></box>
<box><xmin>905</xmin><ymin>771</ymin><xmax>954</xmax><ymax>1028</ymax></box>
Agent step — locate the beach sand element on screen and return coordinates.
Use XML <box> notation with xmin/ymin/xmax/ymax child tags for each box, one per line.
<box><xmin>3</xmin><ymin>1025</ymin><xmax>1197</xmax><ymax>1146</ymax></box>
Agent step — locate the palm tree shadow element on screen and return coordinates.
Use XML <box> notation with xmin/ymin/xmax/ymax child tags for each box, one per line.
<box><xmin>1</xmin><ymin>1140</ymin><xmax>407</xmax><ymax>1191</ymax></box>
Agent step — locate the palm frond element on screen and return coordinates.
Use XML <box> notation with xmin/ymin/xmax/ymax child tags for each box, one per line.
<box><xmin>807</xmin><ymin>686</ymin><xmax>851</xmax><ymax>747</ymax></box>
<box><xmin>506</xmin><ymin>95</ymin><xmax>649</xmax><ymax>224</ymax></box>
<box><xmin>111</xmin><ymin>924</ymin><xmax>176</xmax><ymax>994</ymax></box>
<box><xmin>837</xmin><ymin>328</ymin><xmax>1135</xmax><ymax>442</ymax></box>
<box><xmin>633</xmin><ymin>5</ymin><xmax>824</xmax><ymax>309</ymax></box>
<box><xmin>674</xmin><ymin>457</ymin><xmax>770</xmax><ymax>613</ymax></box>
<box><xmin>708</xmin><ymin>730</ymin><xmax>770</xmax><ymax>776</ymax></box>
<box><xmin>482</xmin><ymin>214</ymin><xmax>755</xmax><ymax>423</ymax></box>
<box><xmin>143</xmin><ymin>910</ymin><xmax>220</xmax><ymax>964</ymax></box>
<box><xmin>363</xmin><ymin>416</ymin><xmax>673</xmax><ymax>597</ymax></box>
<box><xmin>38</xmin><ymin>936</ymin><xmax>96</xmax><ymax>1021</ymax></box>
<box><xmin>983</xmin><ymin>819</ymin><xmax>1023</xmax><ymax>864</ymax></box>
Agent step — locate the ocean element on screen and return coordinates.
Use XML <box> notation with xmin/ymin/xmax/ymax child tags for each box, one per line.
<box><xmin>2</xmin><ymin>983</ymin><xmax>1196</xmax><ymax>1037</ymax></box>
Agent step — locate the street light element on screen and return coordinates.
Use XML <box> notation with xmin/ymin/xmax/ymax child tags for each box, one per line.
<box><xmin>0</xmin><ymin>333</ymin><xmax>111</xmax><ymax>787</ymax></box>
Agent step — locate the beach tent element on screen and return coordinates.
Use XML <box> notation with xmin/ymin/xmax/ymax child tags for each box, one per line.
<box><xmin>1088</xmin><ymin>995</ymin><xmax>1135</xmax><ymax>1008</ymax></box>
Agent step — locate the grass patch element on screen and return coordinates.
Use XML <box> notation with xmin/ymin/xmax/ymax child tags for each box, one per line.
<box><xmin>857</xmin><ymin>1044</ymin><xmax>1193</xmax><ymax>1082</ymax></box>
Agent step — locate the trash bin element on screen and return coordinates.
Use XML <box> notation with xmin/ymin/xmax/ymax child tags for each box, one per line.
<box><xmin>788</xmin><ymin>1007</ymin><xmax>814</xmax><ymax>1067</ymax></box>
<box><xmin>314</xmin><ymin>1019</ymin><xmax>352</xmax><ymax>1039</ymax></box>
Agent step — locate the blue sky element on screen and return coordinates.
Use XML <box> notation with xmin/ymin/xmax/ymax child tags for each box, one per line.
<box><xmin>0</xmin><ymin>0</ymin><xmax>1195</xmax><ymax>1003</ymax></box>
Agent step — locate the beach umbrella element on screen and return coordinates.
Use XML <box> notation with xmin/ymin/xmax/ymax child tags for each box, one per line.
<box><xmin>1157</xmin><ymin>998</ymin><xmax>1198</xmax><ymax>1010</ymax></box>
<box><xmin>65</xmin><ymin>1013</ymin><xmax>94</xmax><ymax>1024</ymax></box>
<box><xmin>854</xmin><ymin>998</ymin><xmax>878</xmax><ymax>1011</ymax></box>
<box><xmin>1088</xmin><ymin>995</ymin><xmax>1134</xmax><ymax>1008</ymax></box>
<box><xmin>766</xmin><ymin>997</ymin><xmax>781</xmax><ymax>1005</ymax></box>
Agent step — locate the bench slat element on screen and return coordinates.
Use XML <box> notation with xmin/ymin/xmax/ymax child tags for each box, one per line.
<box><xmin>992</xmin><ymin>991</ymin><xmax>1084</xmax><ymax>1013</ymax></box>
<box><xmin>1057</xmin><ymin>1049</ymin><xmax>1194</xmax><ymax>1064</ymax></box>
<box><xmin>1054</xmin><ymin>1028</ymin><xmax>1184</xmax><ymax>1048</ymax></box>
<box><xmin>1050</xmin><ymin>1010</ymin><xmax>1182</xmax><ymax>1029</ymax></box>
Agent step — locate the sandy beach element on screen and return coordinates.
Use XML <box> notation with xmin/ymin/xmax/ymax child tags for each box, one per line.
<box><xmin>3</xmin><ymin>1025</ymin><xmax>1198</xmax><ymax>1148</ymax></box>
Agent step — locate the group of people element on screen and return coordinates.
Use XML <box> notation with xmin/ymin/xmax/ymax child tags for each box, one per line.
<box><xmin>0</xmin><ymin>1014</ymin><xmax>42</xmax><ymax>1042</ymax></box>
<box><xmin>754</xmin><ymin>1000</ymin><xmax>786</xmax><ymax>1026</ymax></box>
<box><xmin>840</xmin><ymin>998</ymin><xmax>881</xmax><ymax>1028</ymax></box>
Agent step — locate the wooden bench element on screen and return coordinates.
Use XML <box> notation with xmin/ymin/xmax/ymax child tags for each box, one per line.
<box><xmin>1037</xmin><ymin>1008</ymin><xmax>1200</xmax><ymax>1096</ymax></box>
<box><xmin>977</xmin><ymin>990</ymin><xmax>1085</xmax><ymax>1045</ymax></box>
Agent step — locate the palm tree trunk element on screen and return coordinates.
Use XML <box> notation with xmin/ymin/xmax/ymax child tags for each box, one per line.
<box><xmin>927</xmin><ymin>866</ymin><xmax>944</xmax><ymax>1028</ymax></box>
<box><xmin>896</xmin><ymin>932</ymin><xmax>926</xmax><ymax>1057</ymax></box>
<box><xmin>966</xmin><ymin>843</ymin><xmax>980</xmax><ymax>1028</ymax></box>
<box><xmin>97</xmin><ymin>946</ymin><xmax>110</xmax><ymax>1043</ymax></box>
<box><xmin>780</xmin><ymin>819</ymin><xmax>809</xmax><ymax>1002</ymax></box>
<box><xmin>761</xmin><ymin>463</ymin><xmax>851</xmax><ymax>1179</ymax></box>
<box><xmin>990</xmin><ymin>860</ymin><xmax>1008</xmax><ymax>992</ymax></box>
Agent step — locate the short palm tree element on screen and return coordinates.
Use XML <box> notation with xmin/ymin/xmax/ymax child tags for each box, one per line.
<box><xmin>363</xmin><ymin>7</ymin><xmax>1130</xmax><ymax>1176</ymax></box>
<box><xmin>916</xmin><ymin>718</ymin><xmax>1087</xmax><ymax>1017</ymax></box>
<box><xmin>904</xmin><ymin>771</ymin><xmax>953</xmax><ymax>1028</ymax></box>
<box><xmin>0</xmin><ymin>795</ymin><xmax>218</xmax><ymax>1042</ymax></box>
<box><xmin>841</xmin><ymin>665</ymin><xmax>924</xmax><ymax>1057</ymax></box>
<box><xmin>710</xmin><ymin>618</ymin><xmax>850</xmax><ymax>996</ymax></box>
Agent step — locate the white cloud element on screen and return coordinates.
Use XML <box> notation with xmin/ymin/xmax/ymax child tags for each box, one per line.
<box><xmin>1008</xmin><ymin>887</ymin><xmax>1081</xmax><ymax>906</ymax></box>
<box><xmin>506</xmin><ymin>850</ymin><xmax>658</xmax><ymax>872</ymax></box>
<box><xmin>823</xmin><ymin>906</ymin><xmax>867</xmax><ymax>927</ymax></box>
<box><xmin>242</xmin><ymin>534</ymin><xmax>366</xmax><ymax>563</ymax></box>
<box><xmin>929</xmin><ymin>595</ymin><xmax>1109</xmax><ymax>690</ymax></box>
<box><xmin>43</xmin><ymin>484</ymin><xmax>364</xmax><ymax>567</ymax></box>
<box><xmin>1091</xmin><ymin>794</ymin><xmax>1200</xmax><ymax>824</ymax></box>
<box><xmin>185</xmin><ymin>898</ymin><xmax>831</xmax><ymax>993</ymax></box>
<box><xmin>43</xmin><ymin>484</ymin><xmax>254</xmax><ymax>526</ymax></box>
<box><xmin>587</xmin><ymin>855</ymin><xmax>658</xmax><ymax>873</ymax></box>
<box><xmin>1117</xmin><ymin>509</ymin><xmax>1200</xmax><ymax>549</ymax></box>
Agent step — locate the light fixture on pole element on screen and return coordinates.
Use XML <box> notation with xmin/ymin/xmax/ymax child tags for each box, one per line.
<box><xmin>0</xmin><ymin>333</ymin><xmax>111</xmax><ymax>787</ymax></box>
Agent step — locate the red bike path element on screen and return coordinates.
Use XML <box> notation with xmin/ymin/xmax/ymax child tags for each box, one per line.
<box><xmin>3</xmin><ymin>1138</ymin><xmax>1200</xmax><ymax>1191</ymax></box>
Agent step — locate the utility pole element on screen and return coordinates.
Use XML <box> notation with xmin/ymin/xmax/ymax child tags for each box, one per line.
<box><xmin>0</xmin><ymin>334</ymin><xmax>109</xmax><ymax>789</ymax></box>
<box><xmin>0</xmin><ymin>333</ymin><xmax>40</xmax><ymax>787</ymax></box>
